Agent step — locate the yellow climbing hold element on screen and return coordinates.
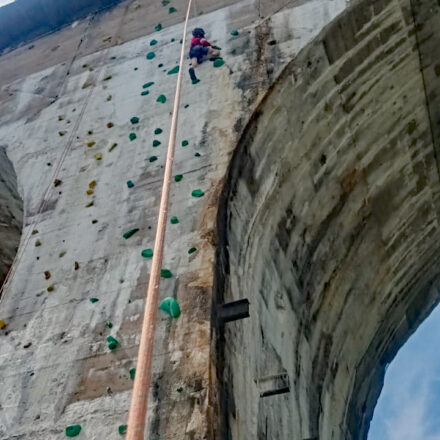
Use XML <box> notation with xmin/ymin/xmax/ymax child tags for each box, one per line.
<box><xmin>86</xmin><ymin>189</ymin><xmax>94</xmax><ymax>195</ymax></box>
<box><xmin>0</xmin><ymin>320</ymin><xmax>6</xmax><ymax>329</ymax></box>
<box><xmin>87</xmin><ymin>141</ymin><xmax>95</xmax><ymax>147</ymax></box>
<box><xmin>89</xmin><ymin>180</ymin><xmax>97</xmax><ymax>188</ymax></box>
<box><xmin>94</xmin><ymin>153</ymin><xmax>102</xmax><ymax>160</ymax></box>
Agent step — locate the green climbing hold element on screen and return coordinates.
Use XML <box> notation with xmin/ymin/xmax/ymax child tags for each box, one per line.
<box><xmin>118</xmin><ymin>425</ymin><xmax>127</xmax><ymax>435</ymax></box>
<box><xmin>213</xmin><ymin>58</ymin><xmax>225</xmax><ymax>68</ymax></box>
<box><xmin>66</xmin><ymin>425</ymin><xmax>82</xmax><ymax>437</ymax></box>
<box><xmin>154</xmin><ymin>128</ymin><xmax>163</xmax><ymax>135</ymax></box>
<box><xmin>149</xmin><ymin>156</ymin><xmax>158</xmax><ymax>162</ymax></box>
<box><xmin>171</xmin><ymin>38</ymin><xmax>175</xmax><ymax>42</ymax></box>
<box><xmin>150</xmin><ymin>39</ymin><xmax>158</xmax><ymax>46</ymax></box>
<box><xmin>123</xmin><ymin>228</ymin><xmax>139</xmax><ymax>239</ymax></box>
<box><xmin>192</xmin><ymin>189</ymin><xmax>204</xmax><ymax>198</ymax></box>
<box><xmin>162</xmin><ymin>0</ymin><xmax>170</xmax><ymax>5</ymax></box>
<box><xmin>107</xmin><ymin>336</ymin><xmax>118</xmax><ymax>350</ymax></box>
<box><xmin>127</xmin><ymin>180</ymin><xmax>134</xmax><ymax>188</ymax></box>
<box><xmin>181</xmin><ymin>140</ymin><xmax>189</xmax><ymax>147</ymax></box>
<box><xmin>158</xmin><ymin>63</ymin><xmax>163</xmax><ymax>68</ymax></box>
<box><xmin>161</xmin><ymin>269</ymin><xmax>173</xmax><ymax>278</ymax></box>
<box><xmin>155</xmin><ymin>24</ymin><xmax>162</xmax><ymax>32</ymax></box>
<box><xmin>134</xmin><ymin>67</ymin><xmax>138</xmax><ymax>71</ymax></box>
<box><xmin>157</xmin><ymin>94</ymin><xmax>166</xmax><ymax>103</ymax></box>
<box><xmin>194</xmin><ymin>152</ymin><xmax>201</xmax><ymax>157</ymax></box>
<box><xmin>188</xmin><ymin>247</ymin><xmax>197</xmax><ymax>254</ymax></box>
<box><xmin>159</xmin><ymin>297</ymin><xmax>181</xmax><ymax>318</ymax></box>
<box><xmin>129</xmin><ymin>133</ymin><xmax>137</xmax><ymax>141</ymax></box>
<box><xmin>141</xmin><ymin>90</ymin><xmax>149</xmax><ymax>96</ymax></box>
<box><xmin>174</xmin><ymin>174</ymin><xmax>183</xmax><ymax>182</ymax></box>
<box><xmin>167</xmin><ymin>66</ymin><xmax>179</xmax><ymax>75</ymax></box>
<box><xmin>129</xmin><ymin>368</ymin><xmax>136</xmax><ymax>380</ymax></box>
<box><xmin>106</xmin><ymin>322</ymin><xmax>113</xmax><ymax>329</ymax></box>
<box><xmin>170</xmin><ymin>216</ymin><xmax>179</xmax><ymax>224</ymax></box>
<box><xmin>130</xmin><ymin>116</ymin><xmax>140</xmax><ymax>124</ymax></box>
<box><xmin>143</xmin><ymin>82</ymin><xmax>154</xmax><ymax>88</ymax></box>
<box><xmin>176</xmin><ymin>387</ymin><xmax>183</xmax><ymax>393</ymax></box>
<box><xmin>89</xmin><ymin>298</ymin><xmax>99</xmax><ymax>303</ymax></box>
<box><xmin>142</xmin><ymin>249</ymin><xmax>153</xmax><ymax>258</ymax></box>
<box><xmin>169</xmin><ymin>6</ymin><xmax>177</xmax><ymax>13</ymax></box>
<box><xmin>230</xmin><ymin>29</ymin><xmax>239</xmax><ymax>36</ymax></box>
<box><xmin>146</xmin><ymin>52</ymin><xmax>156</xmax><ymax>60</ymax></box>
<box><xmin>153</xmin><ymin>140</ymin><xmax>161</xmax><ymax>147</ymax></box>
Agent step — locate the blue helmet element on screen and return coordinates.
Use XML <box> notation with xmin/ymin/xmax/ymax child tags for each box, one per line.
<box><xmin>192</xmin><ymin>28</ymin><xmax>205</xmax><ymax>38</ymax></box>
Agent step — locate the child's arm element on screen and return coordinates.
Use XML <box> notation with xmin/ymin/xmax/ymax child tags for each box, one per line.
<box><xmin>200</xmin><ymin>38</ymin><xmax>211</xmax><ymax>47</ymax></box>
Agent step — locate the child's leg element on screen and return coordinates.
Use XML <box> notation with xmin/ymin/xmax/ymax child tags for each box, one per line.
<box><xmin>209</xmin><ymin>48</ymin><xmax>220</xmax><ymax>57</ymax></box>
<box><xmin>189</xmin><ymin>58</ymin><xmax>200</xmax><ymax>84</ymax></box>
<box><xmin>191</xmin><ymin>57</ymin><xmax>199</xmax><ymax>68</ymax></box>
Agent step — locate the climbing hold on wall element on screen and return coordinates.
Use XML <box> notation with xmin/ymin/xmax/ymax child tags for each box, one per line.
<box><xmin>162</xmin><ymin>0</ymin><xmax>169</xmax><ymax>5</ymax></box>
<box><xmin>152</xmin><ymin>140</ymin><xmax>161</xmax><ymax>147</ymax></box>
<box><xmin>230</xmin><ymin>29</ymin><xmax>239</xmax><ymax>36</ymax></box>
<box><xmin>150</xmin><ymin>39</ymin><xmax>158</xmax><ymax>46</ymax></box>
<box><xmin>44</xmin><ymin>271</ymin><xmax>51</xmax><ymax>280</ymax></box>
<box><xmin>141</xmin><ymin>90</ymin><xmax>149</xmax><ymax>96</ymax></box>
<box><xmin>35</xmin><ymin>240</ymin><xmax>41</xmax><ymax>247</ymax></box>
<box><xmin>90</xmin><ymin>298</ymin><xmax>99</xmax><ymax>303</ymax></box>
<box><xmin>88</xmin><ymin>130</ymin><xmax>93</xmax><ymax>135</ymax></box>
<box><xmin>86</xmin><ymin>189</ymin><xmax>94</xmax><ymax>195</ymax></box>
<box><xmin>149</xmin><ymin>156</ymin><xmax>158</xmax><ymax>162</ymax></box>
<box><xmin>146</xmin><ymin>52</ymin><xmax>156</xmax><ymax>60</ymax></box>
<box><xmin>66</xmin><ymin>425</ymin><xmax>82</xmax><ymax>437</ymax></box>
<box><xmin>107</xmin><ymin>122</ymin><xmax>114</xmax><ymax>128</ymax></box>
<box><xmin>59</xmin><ymin>131</ymin><xmax>67</xmax><ymax>136</ymax></box>
<box><xmin>118</xmin><ymin>425</ymin><xmax>127</xmax><ymax>435</ymax></box>
<box><xmin>106</xmin><ymin>322</ymin><xmax>113</xmax><ymax>328</ymax></box>
<box><xmin>130</xmin><ymin>117</ymin><xmax>140</xmax><ymax>124</ymax></box>
<box><xmin>103</xmin><ymin>75</ymin><xmax>112</xmax><ymax>81</ymax></box>
<box><xmin>129</xmin><ymin>368</ymin><xmax>136</xmax><ymax>380</ymax></box>
<box><xmin>107</xmin><ymin>336</ymin><xmax>118</xmax><ymax>350</ymax></box>
<box><xmin>181</xmin><ymin>140</ymin><xmax>188</xmax><ymax>147</ymax></box>
<box><xmin>174</xmin><ymin>174</ymin><xmax>183</xmax><ymax>182</ymax></box>
<box><xmin>170</xmin><ymin>216</ymin><xmax>179</xmax><ymax>224</ymax></box>
<box><xmin>142</xmin><ymin>249</ymin><xmax>153</xmax><ymax>258</ymax></box>
<box><xmin>188</xmin><ymin>247</ymin><xmax>197</xmax><ymax>254</ymax></box>
<box><xmin>158</xmin><ymin>63</ymin><xmax>164</xmax><ymax>68</ymax></box>
<box><xmin>58</xmin><ymin>115</ymin><xmax>64</xmax><ymax>121</ymax></box>
<box><xmin>123</xmin><ymin>228</ymin><xmax>139</xmax><ymax>239</ymax></box>
<box><xmin>109</xmin><ymin>143</ymin><xmax>118</xmax><ymax>152</ymax></box>
<box><xmin>177</xmin><ymin>386</ymin><xmax>183</xmax><ymax>393</ymax></box>
<box><xmin>87</xmin><ymin>141</ymin><xmax>95</xmax><ymax>147</ymax></box>
<box><xmin>169</xmin><ymin>6</ymin><xmax>176</xmax><ymax>13</ymax></box>
<box><xmin>159</xmin><ymin>297</ymin><xmax>180</xmax><ymax>318</ymax></box>
<box><xmin>194</xmin><ymin>152</ymin><xmax>201</xmax><ymax>157</ymax></box>
<box><xmin>129</xmin><ymin>133</ymin><xmax>137</xmax><ymax>141</ymax></box>
<box><xmin>143</xmin><ymin>82</ymin><xmax>154</xmax><ymax>88</ymax></box>
<box><xmin>107</xmin><ymin>95</ymin><xmax>112</xmax><ymax>101</ymax></box>
<box><xmin>167</xmin><ymin>66</ymin><xmax>179</xmax><ymax>75</ymax></box>
<box><xmin>74</xmin><ymin>261</ymin><xmax>80</xmax><ymax>271</ymax></box>
<box><xmin>82</xmin><ymin>81</ymin><xmax>93</xmax><ymax>89</ymax></box>
<box><xmin>171</xmin><ymin>38</ymin><xmax>175</xmax><ymax>42</ymax></box>
<box><xmin>213</xmin><ymin>58</ymin><xmax>225</xmax><ymax>68</ymax></box>
<box><xmin>59</xmin><ymin>251</ymin><xmax>66</xmax><ymax>258</ymax></box>
<box><xmin>191</xmin><ymin>189</ymin><xmax>204</xmax><ymax>197</ymax></box>
<box><xmin>32</xmin><ymin>229</ymin><xmax>38</xmax><ymax>235</ymax></box>
<box><xmin>161</xmin><ymin>269</ymin><xmax>173</xmax><ymax>278</ymax></box>
<box><xmin>54</xmin><ymin>179</ymin><xmax>62</xmax><ymax>187</ymax></box>
<box><xmin>154</xmin><ymin>128</ymin><xmax>163</xmax><ymax>135</ymax></box>
<box><xmin>155</xmin><ymin>24</ymin><xmax>162</xmax><ymax>31</ymax></box>
<box><xmin>47</xmin><ymin>284</ymin><xmax>54</xmax><ymax>292</ymax></box>
<box><xmin>89</xmin><ymin>180</ymin><xmax>97</xmax><ymax>188</ymax></box>
<box><xmin>0</xmin><ymin>320</ymin><xmax>6</xmax><ymax>329</ymax></box>
<box><xmin>94</xmin><ymin>153</ymin><xmax>102</xmax><ymax>160</ymax></box>
<box><xmin>134</xmin><ymin>67</ymin><xmax>138</xmax><ymax>71</ymax></box>
<box><xmin>127</xmin><ymin>180</ymin><xmax>134</xmax><ymax>188</ymax></box>
<box><xmin>92</xmin><ymin>219</ymin><xmax>98</xmax><ymax>224</ymax></box>
<box><xmin>156</xmin><ymin>94</ymin><xmax>166</xmax><ymax>103</ymax></box>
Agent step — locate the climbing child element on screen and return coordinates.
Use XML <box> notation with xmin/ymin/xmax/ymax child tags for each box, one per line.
<box><xmin>188</xmin><ymin>28</ymin><xmax>221</xmax><ymax>84</ymax></box>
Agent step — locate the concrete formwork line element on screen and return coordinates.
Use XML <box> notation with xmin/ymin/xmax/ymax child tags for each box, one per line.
<box><xmin>126</xmin><ymin>0</ymin><xmax>194</xmax><ymax>438</ymax></box>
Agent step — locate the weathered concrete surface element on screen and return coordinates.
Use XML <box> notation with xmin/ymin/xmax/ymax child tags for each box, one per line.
<box><xmin>215</xmin><ymin>0</ymin><xmax>440</xmax><ymax>439</ymax></box>
<box><xmin>0</xmin><ymin>147</ymin><xmax>22</xmax><ymax>288</ymax></box>
<box><xmin>0</xmin><ymin>0</ymin><xmax>349</xmax><ymax>438</ymax></box>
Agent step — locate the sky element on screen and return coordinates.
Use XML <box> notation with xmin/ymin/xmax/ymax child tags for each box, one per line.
<box><xmin>0</xmin><ymin>0</ymin><xmax>14</xmax><ymax>6</ymax></box>
<box><xmin>368</xmin><ymin>304</ymin><xmax>440</xmax><ymax>440</ymax></box>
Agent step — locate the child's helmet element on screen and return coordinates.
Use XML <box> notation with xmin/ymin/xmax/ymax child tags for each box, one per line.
<box><xmin>192</xmin><ymin>28</ymin><xmax>205</xmax><ymax>38</ymax></box>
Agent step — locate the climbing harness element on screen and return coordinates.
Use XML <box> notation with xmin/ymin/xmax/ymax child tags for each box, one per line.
<box><xmin>125</xmin><ymin>1</ymin><xmax>193</xmax><ymax>439</ymax></box>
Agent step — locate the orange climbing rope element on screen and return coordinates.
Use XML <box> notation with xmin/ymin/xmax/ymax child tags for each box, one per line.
<box><xmin>126</xmin><ymin>1</ymin><xmax>193</xmax><ymax>438</ymax></box>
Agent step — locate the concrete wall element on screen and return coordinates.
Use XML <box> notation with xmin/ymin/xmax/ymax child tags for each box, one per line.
<box><xmin>215</xmin><ymin>0</ymin><xmax>440</xmax><ymax>438</ymax></box>
<box><xmin>0</xmin><ymin>147</ymin><xmax>22</xmax><ymax>289</ymax></box>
